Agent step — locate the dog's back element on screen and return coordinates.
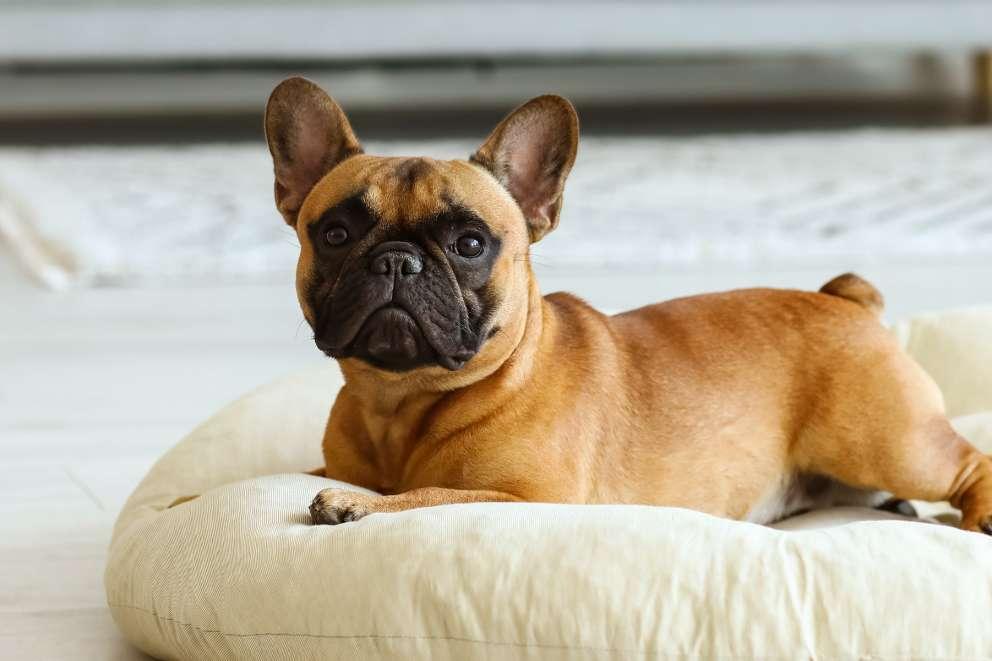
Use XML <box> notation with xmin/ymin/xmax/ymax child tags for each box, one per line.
<box><xmin>534</xmin><ymin>277</ymin><xmax>943</xmax><ymax>520</ymax></box>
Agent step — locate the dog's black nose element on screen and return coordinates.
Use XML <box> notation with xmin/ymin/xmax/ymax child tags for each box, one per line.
<box><xmin>369</xmin><ymin>241</ymin><xmax>423</xmax><ymax>276</ymax></box>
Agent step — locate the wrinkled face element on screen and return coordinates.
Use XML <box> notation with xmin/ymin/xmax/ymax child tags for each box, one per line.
<box><xmin>265</xmin><ymin>77</ymin><xmax>578</xmax><ymax>376</ymax></box>
<box><xmin>297</xmin><ymin>158</ymin><xmax>509</xmax><ymax>372</ymax></box>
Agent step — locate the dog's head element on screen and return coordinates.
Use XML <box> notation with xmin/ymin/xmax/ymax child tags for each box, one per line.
<box><xmin>265</xmin><ymin>77</ymin><xmax>578</xmax><ymax>378</ymax></box>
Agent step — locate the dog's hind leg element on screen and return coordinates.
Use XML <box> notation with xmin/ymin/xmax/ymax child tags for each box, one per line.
<box><xmin>797</xmin><ymin>333</ymin><xmax>992</xmax><ymax>535</ymax></box>
<box><xmin>803</xmin><ymin>416</ymin><xmax>992</xmax><ymax>535</ymax></box>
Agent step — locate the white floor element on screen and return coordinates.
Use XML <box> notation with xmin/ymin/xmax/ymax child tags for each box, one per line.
<box><xmin>0</xmin><ymin>251</ymin><xmax>322</xmax><ymax>660</ymax></box>
<box><xmin>2</xmin><ymin>243</ymin><xmax>991</xmax><ymax>659</ymax></box>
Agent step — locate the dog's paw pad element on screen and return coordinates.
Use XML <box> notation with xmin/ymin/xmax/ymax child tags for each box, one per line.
<box><xmin>876</xmin><ymin>498</ymin><xmax>918</xmax><ymax>518</ymax></box>
<box><xmin>309</xmin><ymin>489</ymin><xmax>370</xmax><ymax>526</ymax></box>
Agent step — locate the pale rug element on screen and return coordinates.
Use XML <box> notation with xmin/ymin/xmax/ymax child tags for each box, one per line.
<box><xmin>1</xmin><ymin>128</ymin><xmax>991</xmax><ymax>290</ymax></box>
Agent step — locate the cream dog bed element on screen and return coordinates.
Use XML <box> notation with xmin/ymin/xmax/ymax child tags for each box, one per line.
<box><xmin>106</xmin><ymin>307</ymin><xmax>992</xmax><ymax>660</ymax></box>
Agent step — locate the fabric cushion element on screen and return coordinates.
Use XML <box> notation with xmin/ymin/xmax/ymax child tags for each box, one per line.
<box><xmin>106</xmin><ymin>309</ymin><xmax>992</xmax><ymax>660</ymax></box>
<box><xmin>893</xmin><ymin>306</ymin><xmax>992</xmax><ymax>417</ymax></box>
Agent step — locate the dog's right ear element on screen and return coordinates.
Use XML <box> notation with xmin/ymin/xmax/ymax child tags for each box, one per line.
<box><xmin>264</xmin><ymin>77</ymin><xmax>363</xmax><ymax>226</ymax></box>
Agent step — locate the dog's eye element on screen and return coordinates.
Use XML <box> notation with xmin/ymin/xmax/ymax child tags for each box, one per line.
<box><xmin>324</xmin><ymin>226</ymin><xmax>349</xmax><ymax>246</ymax></box>
<box><xmin>454</xmin><ymin>235</ymin><xmax>484</xmax><ymax>258</ymax></box>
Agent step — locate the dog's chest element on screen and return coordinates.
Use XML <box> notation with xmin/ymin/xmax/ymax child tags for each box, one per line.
<box><xmin>364</xmin><ymin>421</ymin><xmax>408</xmax><ymax>494</ymax></box>
<box><xmin>361</xmin><ymin>396</ymin><xmax>440</xmax><ymax>493</ymax></box>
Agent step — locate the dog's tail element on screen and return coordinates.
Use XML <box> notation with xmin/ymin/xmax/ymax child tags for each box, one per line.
<box><xmin>819</xmin><ymin>272</ymin><xmax>884</xmax><ymax>316</ymax></box>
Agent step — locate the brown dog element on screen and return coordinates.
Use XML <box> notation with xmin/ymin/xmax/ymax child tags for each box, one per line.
<box><xmin>264</xmin><ymin>77</ymin><xmax>992</xmax><ymax>534</ymax></box>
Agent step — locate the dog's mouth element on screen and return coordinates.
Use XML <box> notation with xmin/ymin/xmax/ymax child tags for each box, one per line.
<box><xmin>355</xmin><ymin>306</ymin><xmax>431</xmax><ymax>371</ymax></box>
<box><xmin>316</xmin><ymin>305</ymin><xmax>476</xmax><ymax>372</ymax></box>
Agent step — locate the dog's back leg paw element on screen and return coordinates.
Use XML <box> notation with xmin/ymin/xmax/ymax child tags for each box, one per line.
<box><xmin>876</xmin><ymin>497</ymin><xmax>918</xmax><ymax>518</ymax></box>
<box><xmin>952</xmin><ymin>455</ymin><xmax>992</xmax><ymax>535</ymax></box>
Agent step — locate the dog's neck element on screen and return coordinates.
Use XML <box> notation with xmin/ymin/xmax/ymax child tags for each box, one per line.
<box><xmin>335</xmin><ymin>271</ymin><xmax>551</xmax><ymax>460</ymax></box>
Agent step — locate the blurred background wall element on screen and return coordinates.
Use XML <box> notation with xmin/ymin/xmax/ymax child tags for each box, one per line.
<box><xmin>2</xmin><ymin>1</ymin><xmax>991</xmax><ymax>143</ymax></box>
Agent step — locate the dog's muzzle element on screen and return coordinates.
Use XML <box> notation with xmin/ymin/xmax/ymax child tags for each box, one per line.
<box><xmin>313</xmin><ymin>240</ymin><xmax>477</xmax><ymax>372</ymax></box>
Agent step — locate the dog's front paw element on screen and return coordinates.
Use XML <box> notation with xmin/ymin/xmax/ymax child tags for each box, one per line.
<box><xmin>309</xmin><ymin>488</ymin><xmax>373</xmax><ymax>525</ymax></box>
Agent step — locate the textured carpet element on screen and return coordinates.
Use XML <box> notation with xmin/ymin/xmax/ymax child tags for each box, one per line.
<box><xmin>2</xmin><ymin>128</ymin><xmax>991</xmax><ymax>289</ymax></box>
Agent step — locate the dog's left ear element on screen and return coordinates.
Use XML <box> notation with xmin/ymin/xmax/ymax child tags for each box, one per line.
<box><xmin>265</xmin><ymin>77</ymin><xmax>363</xmax><ymax>226</ymax></box>
<box><xmin>471</xmin><ymin>95</ymin><xmax>579</xmax><ymax>243</ymax></box>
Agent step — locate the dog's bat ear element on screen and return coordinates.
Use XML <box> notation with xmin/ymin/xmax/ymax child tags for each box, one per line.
<box><xmin>471</xmin><ymin>95</ymin><xmax>579</xmax><ymax>243</ymax></box>
<box><xmin>264</xmin><ymin>77</ymin><xmax>363</xmax><ymax>226</ymax></box>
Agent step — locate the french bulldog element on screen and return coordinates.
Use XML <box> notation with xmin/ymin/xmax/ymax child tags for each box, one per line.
<box><xmin>264</xmin><ymin>77</ymin><xmax>992</xmax><ymax>534</ymax></box>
